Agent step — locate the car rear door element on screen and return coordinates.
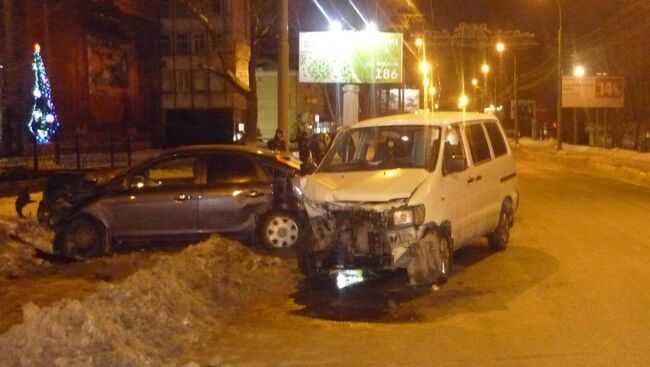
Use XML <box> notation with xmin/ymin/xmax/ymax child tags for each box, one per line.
<box><xmin>463</xmin><ymin>122</ymin><xmax>496</xmax><ymax>238</ymax></box>
<box><xmin>111</xmin><ymin>155</ymin><xmax>200</xmax><ymax>238</ymax></box>
<box><xmin>197</xmin><ymin>153</ymin><xmax>273</xmax><ymax>236</ymax></box>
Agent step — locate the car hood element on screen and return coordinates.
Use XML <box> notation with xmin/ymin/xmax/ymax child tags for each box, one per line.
<box><xmin>299</xmin><ymin>169</ymin><xmax>429</xmax><ymax>203</ymax></box>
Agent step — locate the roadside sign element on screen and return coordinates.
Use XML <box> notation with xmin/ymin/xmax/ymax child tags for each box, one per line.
<box><xmin>562</xmin><ymin>76</ymin><xmax>624</xmax><ymax>108</ymax></box>
<box><xmin>299</xmin><ymin>31</ymin><xmax>403</xmax><ymax>84</ymax></box>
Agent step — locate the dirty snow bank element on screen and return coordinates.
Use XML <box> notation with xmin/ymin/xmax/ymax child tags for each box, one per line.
<box><xmin>0</xmin><ymin>236</ymin><xmax>295</xmax><ymax>367</ymax></box>
<box><xmin>0</xmin><ymin>217</ymin><xmax>54</xmax><ymax>277</ymax></box>
<box><xmin>514</xmin><ymin>138</ymin><xmax>650</xmax><ymax>186</ymax></box>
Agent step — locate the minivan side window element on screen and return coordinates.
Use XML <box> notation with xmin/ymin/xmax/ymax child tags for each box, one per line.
<box><xmin>443</xmin><ymin>125</ymin><xmax>467</xmax><ymax>170</ymax></box>
<box><xmin>484</xmin><ymin>121</ymin><xmax>508</xmax><ymax>157</ymax></box>
<box><xmin>465</xmin><ymin>124</ymin><xmax>492</xmax><ymax>164</ymax></box>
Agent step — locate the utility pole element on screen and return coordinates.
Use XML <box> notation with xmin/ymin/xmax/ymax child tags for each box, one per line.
<box><xmin>277</xmin><ymin>0</ymin><xmax>289</xmax><ymax>151</ymax></box>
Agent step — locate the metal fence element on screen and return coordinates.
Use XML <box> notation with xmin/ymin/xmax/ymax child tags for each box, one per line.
<box><xmin>0</xmin><ymin>132</ymin><xmax>156</xmax><ymax>173</ymax></box>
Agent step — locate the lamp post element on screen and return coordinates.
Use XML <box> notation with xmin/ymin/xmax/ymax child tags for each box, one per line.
<box><xmin>573</xmin><ymin>64</ymin><xmax>585</xmax><ymax>144</ymax></box>
<box><xmin>471</xmin><ymin>78</ymin><xmax>478</xmax><ymax>112</ymax></box>
<box><xmin>416</xmin><ymin>38</ymin><xmax>430</xmax><ymax>111</ymax></box>
<box><xmin>496</xmin><ymin>42</ymin><xmax>519</xmax><ymax>143</ymax></box>
<box><xmin>481</xmin><ymin>63</ymin><xmax>490</xmax><ymax>111</ymax></box>
<box><xmin>555</xmin><ymin>0</ymin><xmax>563</xmax><ymax>150</ymax></box>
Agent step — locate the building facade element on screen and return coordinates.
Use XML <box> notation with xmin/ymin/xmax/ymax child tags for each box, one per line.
<box><xmin>160</xmin><ymin>0</ymin><xmax>250</xmax><ymax>146</ymax></box>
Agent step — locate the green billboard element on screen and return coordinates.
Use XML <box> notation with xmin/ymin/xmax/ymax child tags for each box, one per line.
<box><xmin>299</xmin><ymin>31</ymin><xmax>403</xmax><ymax>84</ymax></box>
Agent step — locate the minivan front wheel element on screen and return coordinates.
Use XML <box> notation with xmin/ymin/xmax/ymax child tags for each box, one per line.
<box><xmin>488</xmin><ymin>203</ymin><xmax>512</xmax><ymax>251</ymax></box>
<box><xmin>407</xmin><ymin>231</ymin><xmax>452</xmax><ymax>286</ymax></box>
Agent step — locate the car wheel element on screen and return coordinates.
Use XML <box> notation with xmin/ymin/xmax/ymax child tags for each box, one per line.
<box><xmin>488</xmin><ymin>203</ymin><xmax>512</xmax><ymax>251</ymax></box>
<box><xmin>61</xmin><ymin>217</ymin><xmax>108</xmax><ymax>259</ymax></box>
<box><xmin>407</xmin><ymin>231</ymin><xmax>453</xmax><ymax>286</ymax></box>
<box><xmin>260</xmin><ymin>210</ymin><xmax>301</xmax><ymax>249</ymax></box>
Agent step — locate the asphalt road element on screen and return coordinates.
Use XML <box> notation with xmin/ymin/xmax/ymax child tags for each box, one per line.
<box><xmin>196</xmin><ymin>154</ymin><xmax>650</xmax><ymax>366</ymax></box>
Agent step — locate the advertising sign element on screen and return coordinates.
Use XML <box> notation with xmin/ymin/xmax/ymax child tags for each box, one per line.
<box><xmin>299</xmin><ymin>31</ymin><xmax>403</xmax><ymax>84</ymax></box>
<box><xmin>562</xmin><ymin>76</ymin><xmax>624</xmax><ymax>108</ymax></box>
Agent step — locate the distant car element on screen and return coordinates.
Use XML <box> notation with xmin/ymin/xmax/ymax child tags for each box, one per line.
<box><xmin>34</xmin><ymin>145</ymin><xmax>306</xmax><ymax>258</ymax></box>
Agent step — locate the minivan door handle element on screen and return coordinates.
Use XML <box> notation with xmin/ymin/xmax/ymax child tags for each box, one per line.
<box><xmin>246</xmin><ymin>190</ymin><xmax>265</xmax><ymax>198</ymax></box>
<box><xmin>475</xmin><ymin>175</ymin><xmax>483</xmax><ymax>182</ymax></box>
<box><xmin>466</xmin><ymin>177</ymin><xmax>475</xmax><ymax>184</ymax></box>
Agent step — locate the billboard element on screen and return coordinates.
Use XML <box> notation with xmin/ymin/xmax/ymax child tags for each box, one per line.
<box><xmin>299</xmin><ymin>31</ymin><xmax>403</xmax><ymax>84</ymax></box>
<box><xmin>562</xmin><ymin>76</ymin><xmax>624</xmax><ymax>108</ymax></box>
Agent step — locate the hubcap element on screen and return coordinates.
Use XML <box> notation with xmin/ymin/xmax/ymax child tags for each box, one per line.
<box><xmin>266</xmin><ymin>215</ymin><xmax>299</xmax><ymax>248</ymax></box>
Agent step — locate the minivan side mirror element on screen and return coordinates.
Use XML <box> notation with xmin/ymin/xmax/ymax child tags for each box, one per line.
<box><xmin>443</xmin><ymin>141</ymin><xmax>467</xmax><ymax>175</ymax></box>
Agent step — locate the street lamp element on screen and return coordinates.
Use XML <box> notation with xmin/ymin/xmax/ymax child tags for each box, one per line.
<box><xmin>471</xmin><ymin>78</ymin><xmax>479</xmax><ymax>112</ymax></box>
<box><xmin>416</xmin><ymin>38</ymin><xmax>429</xmax><ymax>111</ymax></box>
<box><xmin>496</xmin><ymin>42</ymin><xmax>519</xmax><ymax>144</ymax></box>
<box><xmin>429</xmin><ymin>86</ymin><xmax>437</xmax><ymax>111</ymax></box>
<box><xmin>554</xmin><ymin>0</ymin><xmax>564</xmax><ymax>150</ymax></box>
<box><xmin>481</xmin><ymin>63</ymin><xmax>490</xmax><ymax>110</ymax></box>
<box><xmin>572</xmin><ymin>64</ymin><xmax>585</xmax><ymax>144</ymax></box>
<box><xmin>458</xmin><ymin>94</ymin><xmax>469</xmax><ymax>111</ymax></box>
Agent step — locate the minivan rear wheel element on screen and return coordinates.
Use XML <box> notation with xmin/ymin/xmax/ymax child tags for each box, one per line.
<box><xmin>488</xmin><ymin>203</ymin><xmax>512</xmax><ymax>251</ymax></box>
<box><xmin>407</xmin><ymin>231</ymin><xmax>452</xmax><ymax>286</ymax></box>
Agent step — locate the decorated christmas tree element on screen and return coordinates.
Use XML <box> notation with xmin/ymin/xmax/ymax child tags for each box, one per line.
<box><xmin>28</xmin><ymin>44</ymin><xmax>59</xmax><ymax>144</ymax></box>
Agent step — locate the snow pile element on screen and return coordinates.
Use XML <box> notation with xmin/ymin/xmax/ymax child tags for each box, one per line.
<box><xmin>515</xmin><ymin>138</ymin><xmax>650</xmax><ymax>186</ymax></box>
<box><xmin>0</xmin><ymin>217</ymin><xmax>53</xmax><ymax>277</ymax></box>
<box><xmin>0</xmin><ymin>236</ymin><xmax>294</xmax><ymax>366</ymax></box>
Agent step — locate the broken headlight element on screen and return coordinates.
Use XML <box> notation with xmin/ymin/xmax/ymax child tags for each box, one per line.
<box><xmin>391</xmin><ymin>205</ymin><xmax>425</xmax><ymax>227</ymax></box>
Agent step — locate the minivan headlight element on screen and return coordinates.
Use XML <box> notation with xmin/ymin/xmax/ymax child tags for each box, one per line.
<box><xmin>392</xmin><ymin>205</ymin><xmax>425</xmax><ymax>227</ymax></box>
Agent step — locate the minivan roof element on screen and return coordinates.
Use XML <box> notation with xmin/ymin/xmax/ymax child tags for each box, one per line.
<box><xmin>351</xmin><ymin>111</ymin><xmax>497</xmax><ymax>129</ymax></box>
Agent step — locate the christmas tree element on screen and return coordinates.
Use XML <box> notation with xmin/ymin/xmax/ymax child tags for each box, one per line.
<box><xmin>28</xmin><ymin>43</ymin><xmax>59</xmax><ymax>144</ymax></box>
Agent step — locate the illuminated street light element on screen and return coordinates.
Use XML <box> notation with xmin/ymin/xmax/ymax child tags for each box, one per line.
<box><xmin>481</xmin><ymin>63</ymin><xmax>490</xmax><ymax>74</ymax></box>
<box><xmin>419</xmin><ymin>61</ymin><xmax>431</xmax><ymax>74</ymax></box>
<box><xmin>329</xmin><ymin>20</ymin><xmax>343</xmax><ymax>31</ymax></box>
<box><xmin>573</xmin><ymin>65</ymin><xmax>586</xmax><ymax>77</ymax></box>
<box><xmin>458</xmin><ymin>94</ymin><xmax>470</xmax><ymax>110</ymax></box>
<box><xmin>496</xmin><ymin>41</ymin><xmax>506</xmax><ymax>53</ymax></box>
<box><xmin>365</xmin><ymin>21</ymin><xmax>378</xmax><ymax>32</ymax></box>
<box><xmin>415</xmin><ymin>38</ymin><xmax>423</xmax><ymax>47</ymax></box>
<box><xmin>472</xmin><ymin>78</ymin><xmax>478</xmax><ymax>86</ymax></box>
<box><xmin>429</xmin><ymin>86</ymin><xmax>437</xmax><ymax>96</ymax></box>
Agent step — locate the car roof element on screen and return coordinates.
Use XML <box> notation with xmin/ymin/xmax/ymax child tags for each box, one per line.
<box><xmin>161</xmin><ymin>144</ymin><xmax>301</xmax><ymax>169</ymax></box>
<box><xmin>350</xmin><ymin>111</ymin><xmax>498</xmax><ymax>129</ymax></box>
<box><xmin>164</xmin><ymin>144</ymin><xmax>277</xmax><ymax>158</ymax></box>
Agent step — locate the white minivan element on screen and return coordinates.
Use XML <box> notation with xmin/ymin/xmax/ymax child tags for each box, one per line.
<box><xmin>296</xmin><ymin>111</ymin><xmax>519</xmax><ymax>286</ymax></box>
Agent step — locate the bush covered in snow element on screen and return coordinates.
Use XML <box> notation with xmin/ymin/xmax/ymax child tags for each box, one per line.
<box><xmin>0</xmin><ymin>236</ymin><xmax>294</xmax><ymax>367</ymax></box>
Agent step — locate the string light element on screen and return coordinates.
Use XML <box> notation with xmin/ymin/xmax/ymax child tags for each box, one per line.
<box><xmin>28</xmin><ymin>43</ymin><xmax>59</xmax><ymax>144</ymax></box>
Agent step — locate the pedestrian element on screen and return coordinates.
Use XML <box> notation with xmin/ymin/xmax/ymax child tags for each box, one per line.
<box><xmin>310</xmin><ymin>134</ymin><xmax>326</xmax><ymax>164</ymax></box>
<box><xmin>297</xmin><ymin>131</ymin><xmax>311</xmax><ymax>162</ymax></box>
<box><xmin>267</xmin><ymin>128</ymin><xmax>287</xmax><ymax>151</ymax></box>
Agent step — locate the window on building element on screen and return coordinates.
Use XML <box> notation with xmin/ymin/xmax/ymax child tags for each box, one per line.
<box><xmin>193</xmin><ymin>70</ymin><xmax>207</xmax><ymax>92</ymax></box>
<box><xmin>160</xmin><ymin>34</ymin><xmax>172</xmax><ymax>56</ymax></box>
<box><xmin>192</xmin><ymin>33</ymin><xmax>207</xmax><ymax>54</ymax></box>
<box><xmin>160</xmin><ymin>0</ymin><xmax>172</xmax><ymax>17</ymax></box>
<box><xmin>162</xmin><ymin>70</ymin><xmax>175</xmax><ymax>93</ymax></box>
<box><xmin>212</xmin><ymin>0</ymin><xmax>224</xmax><ymax>15</ymax></box>
<box><xmin>464</xmin><ymin>124</ymin><xmax>492</xmax><ymax>164</ymax></box>
<box><xmin>176</xmin><ymin>71</ymin><xmax>191</xmax><ymax>93</ymax></box>
<box><xmin>176</xmin><ymin>33</ymin><xmax>189</xmax><ymax>55</ymax></box>
<box><xmin>210</xmin><ymin>34</ymin><xmax>223</xmax><ymax>51</ymax></box>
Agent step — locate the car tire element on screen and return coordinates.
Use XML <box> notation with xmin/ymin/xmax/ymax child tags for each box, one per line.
<box><xmin>407</xmin><ymin>230</ymin><xmax>453</xmax><ymax>286</ymax></box>
<box><xmin>488</xmin><ymin>202</ymin><xmax>512</xmax><ymax>251</ymax></box>
<box><xmin>260</xmin><ymin>210</ymin><xmax>301</xmax><ymax>249</ymax></box>
<box><xmin>61</xmin><ymin>217</ymin><xmax>108</xmax><ymax>259</ymax></box>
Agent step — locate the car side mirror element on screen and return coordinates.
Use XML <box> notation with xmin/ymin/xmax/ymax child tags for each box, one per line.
<box><xmin>444</xmin><ymin>156</ymin><xmax>467</xmax><ymax>174</ymax></box>
<box><xmin>443</xmin><ymin>142</ymin><xmax>467</xmax><ymax>175</ymax></box>
<box><xmin>300</xmin><ymin>161</ymin><xmax>317</xmax><ymax>176</ymax></box>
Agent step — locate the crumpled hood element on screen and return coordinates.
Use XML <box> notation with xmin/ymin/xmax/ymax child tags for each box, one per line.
<box><xmin>299</xmin><ymin>169</ymin><xmax>429</xmax><ymax>203</ymax></box>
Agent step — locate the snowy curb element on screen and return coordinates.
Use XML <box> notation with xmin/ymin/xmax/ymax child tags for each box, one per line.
<box><xmin>513</xmin><ymin>138</ymin><xmax>650</xmax><ymax>187</ymax></box>
<box><xmin>0</xmin><ymin>236</ymin><xmax>294</xmax><ymax>367</ymax></box>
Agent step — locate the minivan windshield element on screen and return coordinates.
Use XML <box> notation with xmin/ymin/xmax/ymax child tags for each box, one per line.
<box><xmin>319</xmin><ymin>125</ymin><xmax>441</xmax><ymax>172</ymax></box>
